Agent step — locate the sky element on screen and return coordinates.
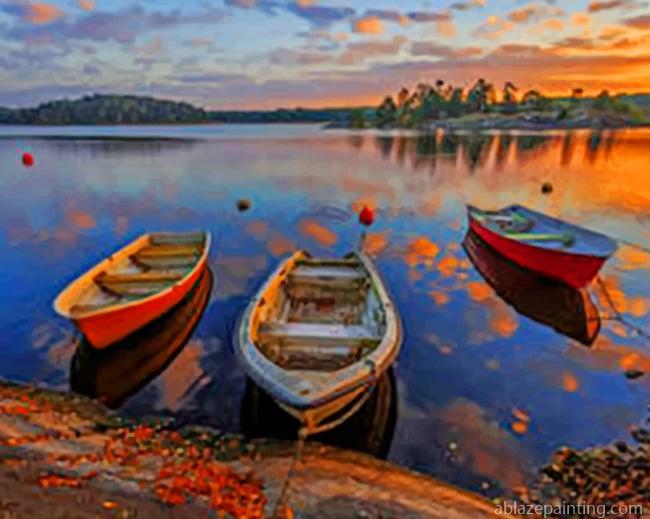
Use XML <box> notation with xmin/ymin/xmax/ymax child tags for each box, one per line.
<box><xmin>0</xmin><ymin>0</ymin><xmax>649</xmax><ymax>109</ymax></box>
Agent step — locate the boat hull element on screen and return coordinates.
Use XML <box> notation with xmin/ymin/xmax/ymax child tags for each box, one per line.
<box><xmin>468</xmin><ymin>216</ymin><xmax>607</xmax><ymax>289</ymax></box>
<box><xmin>74</xmin><ymin>255</ymin><xmax>208</xmax><ymax>349</ymax></box>
<box><xmin>463</xmin><ymin>230</ymin><xmax>601</xmax><ymax>345</ymax></box>
<box><xmin>71</xmin><ymin>268</ymin><xmax>213</xmax><ymax>406</ymax></box>
<box><xmin>235</xmin><ymin>250</ymin><xmax>402</xmax><ymax>436</ymax></box>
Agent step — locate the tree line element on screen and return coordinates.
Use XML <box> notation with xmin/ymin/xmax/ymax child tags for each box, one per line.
<box><xmin>349</xmin><ymin>79</ymin><xmax>649</xmax><ymax>128</ymax></box>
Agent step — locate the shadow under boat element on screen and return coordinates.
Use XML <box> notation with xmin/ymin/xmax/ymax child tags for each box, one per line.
<box><xmin>462</xmin><ymin>230</ymin><xmax>601</xmax><ymax>346</ymax></box>
<box><xmin>70</xmin><ymin>268</ymin><xmax>213</xmax><ymax>408</ymax></box>
<box><xmin>240</xmin><ymin>367</ymin><xmax>397</xmax><ymax>459</ymax></box>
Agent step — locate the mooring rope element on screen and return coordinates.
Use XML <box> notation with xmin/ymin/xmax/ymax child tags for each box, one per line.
<box><xmin>272</xmin><ymin>429</ymin><xmax>307</xmax><ymax>518</ymax></box>
<box><xmin>595</xmin><ymin>277</ymin><xmax>650</xmax><ymax>343</ymax></box>
<box><xmin>616</xmin><ymin>238</ymin><xmax>650</xmax><ymax>255</ymax></box>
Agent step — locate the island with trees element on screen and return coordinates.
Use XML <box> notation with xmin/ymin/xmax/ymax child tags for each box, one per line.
<box><xmin>0</xmin><ymin>94</ymin><xmax>354</xmax><ymax>126</ymax></box>
<box><xmin>1</xmin><ymin>86</ymin><xmax>648</xmax><ymax>130</ymax></box>
<box><xmin>344</xmin><ymin>79</ymin><xmax>650</xmax><ymax>131</ymax></box>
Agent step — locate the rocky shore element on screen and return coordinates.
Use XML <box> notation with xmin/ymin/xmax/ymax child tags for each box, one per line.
<box><xmin>0</xmin><ymin>380</ymin><xmax>511</xmax><ymax>518</ymax></box>
<box><xmin>523</xmin><ymin>432</ymin><xmax>650</xmax><ymax>519</ymax></box>
<box><xmin>326</xmin><ymin>114</ymin><xmax>650</xmax><ymax>132</ymax></box>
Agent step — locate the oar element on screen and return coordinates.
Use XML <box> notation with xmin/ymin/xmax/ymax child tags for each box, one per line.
<box><xmin>506</xmin><ymin>232</ymin><xmax>575</xmax><ymax>247</ymax></box>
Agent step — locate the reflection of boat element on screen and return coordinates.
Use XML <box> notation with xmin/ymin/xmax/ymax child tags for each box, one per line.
<box><xmin>70</xmin><ymin>268</ymin><xmax>213</xmax><ymax>407</ymax></box>
<box><xmin>240</xmin><ymin>367</ymin><xmax>397</xmax><ymax>459</ymax></box>
<box><xmin>235</xmin><ymin>251</ymin><xmax>401</xmax><ymax>435</ymax></box>
<box><xmin>463</xmin><ymin>230</ymin><xmax>601</xmax><ymax>345</ymax></box>
<box><xmin>467</xmin><ymin>205</ymin><xmax>616</xmax><ymax>288</ymax></box>
<box><xmin>54</xmin><ymin>231</ymin><xmax>211</xmax><ymax>348</ymax></box>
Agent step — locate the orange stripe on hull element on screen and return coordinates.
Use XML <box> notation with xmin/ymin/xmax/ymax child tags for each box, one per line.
<box><xmin>76</xmin><ymin>260</ymin><xmax>207</xmax><ymax>349</ymax></box>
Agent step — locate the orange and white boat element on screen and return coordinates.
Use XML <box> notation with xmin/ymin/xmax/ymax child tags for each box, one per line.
<box><xmin>54</xmin><ymin>231</ymin><xmax>211</xmax><ymax>349</ymax></box>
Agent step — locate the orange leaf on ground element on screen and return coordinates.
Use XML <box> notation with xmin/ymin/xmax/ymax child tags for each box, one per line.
<box><xmin>101</xmin><ymin>501</ymin><xmax>119</xmax><ymax>510</ymax></box>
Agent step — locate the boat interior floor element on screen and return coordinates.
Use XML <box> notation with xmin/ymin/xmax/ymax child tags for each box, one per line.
<box><xmin>258</xmin><ymin>257</ymin><xmax>383</xmax><ymax>372</ymax></box>
<box><xmin>70</xmin><ymin>234</ymin><xmax>204</xmax><ymax>315</ymax></box>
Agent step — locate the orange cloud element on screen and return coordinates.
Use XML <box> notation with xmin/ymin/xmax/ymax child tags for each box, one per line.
<box><xmin>353</xmin><ymin>16</ymin><xmax>384</xmax><ymax>35</ymax></box>
<box><xmin>298</xmin><ymin>219</ymin><xmax>338</xmax><ymax>247</ymax></box>
<box><xmin>67</xmin><ymin>209</ymin><xmax>96</xmax><ymax>229</ymax></box>
<box><xmin>78</xmin><ymin>0</ymin><xmax>95</xmax><ymax>11</ymax></box>
<box><xmin>363</xmin><ymin>231</ymin><xmax>389</xmax><ymax>255</ymax></box>
<box><xmin>404</xmin><ymin>236</ymin><xmax>439</xmax><ymax>268</ymax></box>
<box><xmin>572</xmin><ymin>12</ymin><xmax>591</xmax><ymax>26</ymax></box>
<box><xmin>473</xmin><ymin>16</ymin><xmax>515</xmax><ymax>40</ymax></box>
<box><xmin>267</xmin><ymin>233</ymin><xmax>295</xmax><ymax>257</ymax></box>
<box><xmin>24</xmin><ymin>2</ymin><xmax>62</xmax><ymax>24</ymax></box>
<box><xmin>543</xmin><ymin>18</ymin><xmax>565</xmax><ymax>31</ymax></box>
<box><xmin>295</xmin><ymin>0</ymin><xmax>316</xmax><ymax>6</ymax></box>
<box><xmin>436</xmin><ymin>18</ymin><xmax>457</xmax><ymax>38</ymax></box>
<box><xmin>588</xmin><ymin>0</ymin><xmax>630</xmax><ymax>12</ymax></box>
<box><xmin>562</xmin><ymin>372</ymin><xmax>580</xmax><ymax>392</ymax></box>
<box><xmin>509</xmin><ymin>5</ymin><xmax>539</xmax><ymax>23</ymax></box>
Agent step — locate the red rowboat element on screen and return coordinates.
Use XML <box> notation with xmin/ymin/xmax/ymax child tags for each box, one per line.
<box><xmin>70</xmin><ymin>268</ymin><xmax>213</xmax><ymax>407</ymax></box>
<box><xmin>463</xmin><ymin>229</ymin><xmax>601</xmax><ymax>345</ymax></box>
<box><xmin>467</xmin><ymin>204</ymin><xmax>617</xmax><ymax>289</ymax></box>
<box><xmin>54</xmin><ymin>231</ymin><xmax>211</xmax><ymax>349</ymax></box>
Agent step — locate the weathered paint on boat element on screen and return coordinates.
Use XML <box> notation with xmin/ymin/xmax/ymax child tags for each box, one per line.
<box><xmin>235</xmin><ymin>250</ymin><xmax>402</xmax><ymax>435</ymax></box>
<box><xmin>53</xmin><ymin>231</ymin><xmax>211</xmax><ymax>349</ymax></box>
<box><xmin>467</xmin><ymin>204</ymin><xmax>617</xmax><ymax>288</ymax></box>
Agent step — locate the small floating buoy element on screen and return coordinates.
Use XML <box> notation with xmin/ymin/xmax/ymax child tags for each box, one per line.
<box><xmin>22</xmin><ymin>152</ymin><xmax>34</xmax><ymax>167</ymax></box>
<box><xmin>624</xmin><ymin>370</ymin><xmax>644</xmax><ymax>380</ymax></box>
<box><xmin>358</xmin><ymin>205</ymin><xmax>375</xmax><ymax>227</ymax></box>
<box><xmin>236</xmin><ymin>198</ymin><xmax>251</xmax><ymax>212</ymax></box>
<box><xmin>541</xmin><ymin>182</ymin><xmax>553</xmax><ymax>195</ymax></box>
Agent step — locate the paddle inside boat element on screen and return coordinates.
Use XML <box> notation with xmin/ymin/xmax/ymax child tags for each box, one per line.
<box><xmin>54</xmin><ymin>231</ymin><xmax>211</xmax><ymax>349</ymax></box>
<box><xmin>236</xmin><ymin>250</ymin><xmax>401</xmax><ymax>436</ymax></box>
<box><xmin>467</xmin><ymin>204</ymin><xmax>617</xmax><ymax>288</ymax></box>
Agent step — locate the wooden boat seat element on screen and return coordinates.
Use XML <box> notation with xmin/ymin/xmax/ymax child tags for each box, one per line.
<box><xmin>289</xmin><ymin>266</ymin><xmax>366</xmax><ymax>289</ymax></box>
<box><xmin>296</xmin><ymin>258</ymin><xmax>360</xmax><ymax>268</ymax></box>
<box><xmin>151</xmin><ymin>232</ymin><xmax>205</xmax><ymax>246</ymax></box>
<box><xmin>136</xmin><ymin>245</ymin><xmax>201</xmax><ymax>259</ymax></box>
<box><xmin>96</xmin><ymin>272</ymin><xmax>184</xmax><ymax>284</ymax></box>
<box><xmin>266</xmin><ymin>343</ymin><xmax>363</xmax><ymax>371</ymax></box>
<box><xmin>259</xmin><ymin>322</ymin><xmax>380</xmax><ymax>347</ymax></box>
<box><xmin>130</xmin><ymin>254</ymin><xmax>196</xmax><ymax>270</ymax></box>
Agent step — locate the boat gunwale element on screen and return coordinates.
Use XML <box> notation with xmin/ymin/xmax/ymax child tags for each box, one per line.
<box><xmin>467</xmin><ymin>204</ymin><xmax>617</xmax><ymax>259</ymax></box>
<box><xmin>235</xmin><ymin>249</ymin><xmax>402</xmax><ymax>412</ymax></box>
<box><xmin>52</xmin><ymin>231</ymin><xmax>211</xmax><ymax>320</ymax></box>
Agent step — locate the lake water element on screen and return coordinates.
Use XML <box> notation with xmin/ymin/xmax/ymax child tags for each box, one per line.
<box><xmin>1</xmin><ymin>124</ymin><xmax>648</xmax><ymax>497</ymax></box>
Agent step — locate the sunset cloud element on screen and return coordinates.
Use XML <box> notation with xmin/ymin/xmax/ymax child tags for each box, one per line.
<box><xmin>508</xmin><ymin>5</ymin><xmax>539</xmax><ymax>23</ymax></box>
<box><xmin>411</xmin><ymin>41</ymin><xmax>483</xmax><ymax>59</ymax></box>
<box><xmin>22</xmin><ymin>2</ymin><xmax>63</xmax><ymax>24</ymax></box>
<box><xmin>450</xmin><ymin>0</ymin><xmax>486</xmax><ymax>11</ymax></box>
<box><xmin>78</xmin><ymin>0</ymin><xmax>95</xmax><ymax>11</ymax></box>
<box><xmin>1</xmin><ymin>0</ymin><xmax>649</xmax><ymax>110</ymax></box>
<box><xmin>587</xmin><ymin>0</ymin><xmax>634</xmax><ymax>12</ymax></box>
<box><xmin>337</xmin><ymin>35</ymin><xmax>406</xmax><ymax>65</ymax></box>
<box><xmin>572</xmin><ymin>13</ymin><xmax>591</xmax><ymax>26</ymax></box>
<box><xmin>623</xmin><ymin>14</ymin><xmax>650</xmax><ymax>30</ymax></box>
<box><xmin>364</xmin><ymin>9</ymin><xmax>409</xmax><ymax>25</ymax></box>
<box><xmin>472</xmin><ymin>16</ymin><xmax>514</xmax><ymax>40</ymax></box>
<box><xmin>352</xmin><ymin>15</ymin><xmax>384</xmax><ymax>34</ymax></box>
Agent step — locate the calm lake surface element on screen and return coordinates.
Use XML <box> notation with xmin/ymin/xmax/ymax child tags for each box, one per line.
<box><xmin>1</xmin><ymin>124</ymin><xmax>648</xmax><ymax>496</ymax></box>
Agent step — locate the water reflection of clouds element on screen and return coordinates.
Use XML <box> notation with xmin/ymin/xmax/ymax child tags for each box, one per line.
<box><xmin>1</xmin><ymin>129</ymin><xmax>649</xmax><ymax>498</ymax></box>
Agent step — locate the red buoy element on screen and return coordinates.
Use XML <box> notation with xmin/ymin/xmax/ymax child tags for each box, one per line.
<box><xmin>22</xmin><ymin>152</ymin><xmax>34</xmax><ymax>167</ymax></box>
<box><xmin>358</xmin><ymin>205</ymin><xmax>375</xmax><ymax>227</ymax></box>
